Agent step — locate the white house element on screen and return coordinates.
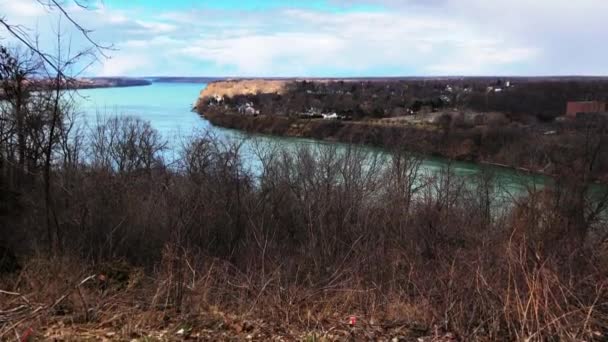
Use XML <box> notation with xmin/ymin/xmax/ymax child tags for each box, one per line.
<box><xmin>322</xmin><ymin>113</ymin><xmax>339</xmax><ymax>120</ymax></box>
<box><xmin>238</xmin><ymin>102</ymin><xmax>259</xmax><ymax>116</ymax></box>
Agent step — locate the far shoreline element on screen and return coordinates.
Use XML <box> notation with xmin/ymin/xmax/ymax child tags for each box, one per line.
<box><xmin>194</xmin><ymin>78</ymin><xmax>608</xmax><ymax>185</ymax></box>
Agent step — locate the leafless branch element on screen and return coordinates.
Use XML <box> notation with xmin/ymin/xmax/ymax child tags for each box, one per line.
<box><xmin>0</xmin><ymin>19</ymin><xmax>63</xmax><ymax>76</ymax></box>
<box><xmin>43</xmin><ymin>0</ymin><xmax>115</xmax><ymax>57</ymax></box>
<box><xmin>1</xmin><ymin>0</ymin><xmax>112</xmax><ymax>76</ymax></box>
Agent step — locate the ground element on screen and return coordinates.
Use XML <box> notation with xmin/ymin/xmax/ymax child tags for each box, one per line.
<box><xmin>25</xmin><ymin>313</ymin><xmax>458</xmax><ymax>341</ymax></box>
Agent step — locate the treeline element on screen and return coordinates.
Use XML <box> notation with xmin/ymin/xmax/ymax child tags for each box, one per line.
<box><xmin>467</xmin><ymin>80</ymin><xmax>608</xmax><ymax>121</ymax></box>
<box><xmin>202</xmin><ymin>78</ymin><xmax>608</xmax><ymax>122</ymax></box>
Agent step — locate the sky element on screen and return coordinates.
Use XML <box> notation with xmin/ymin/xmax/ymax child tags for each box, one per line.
<box><xmin>0</xmin><ymin>0</ymin><xmax>606</xmax><ymax>77</ymax></box>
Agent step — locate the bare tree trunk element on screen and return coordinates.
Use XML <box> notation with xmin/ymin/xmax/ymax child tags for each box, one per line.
<box><xmin>15</xmin><ymin>79</ymin><xmax>25</xmax><ymax>178</ymax></box>
<box><xmin>45</xmin><ymin>75</ymin><xmax>61</xmax><ymax>254</ymax></box>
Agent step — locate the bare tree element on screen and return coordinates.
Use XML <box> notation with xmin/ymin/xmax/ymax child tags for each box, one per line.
<box><xmin>0</xmin><ymin>47</ymin><xmax>42</xmax><ymax>184</ymax></box>
<box><xmin>0</xmin><ymin>0</ymin><xmax>112</xmax><ymax>76</ymax></box>
<box><xmin>0</xmin><ymin>1</ymin><xmax>110</xmax><ymax>253</ymax></box>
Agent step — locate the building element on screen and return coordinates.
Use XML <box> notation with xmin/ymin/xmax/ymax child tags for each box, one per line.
<box><xmin>322</xmin><ymin>113</ymin><xmax>338</xmax><ymax>120</ymax></box>
<box><xmin>237</xmin><ymin>102</ymin><xmax>259</xmax><ymax>116</ymax></box>
<box><xmin>566</xmin><ymin>101</ymin><xmax>608</xmax><ymax>118</ymax></box>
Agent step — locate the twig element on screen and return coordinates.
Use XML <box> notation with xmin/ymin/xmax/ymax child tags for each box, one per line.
<box><xmin>76</xmin><ymin>286</ymin><xmax>90</xmax><ymax>322</ymax></box>
<box><xmin>0</xmin><ymin>290</ymin><xmax>20</xmax><ymax>296</ymax></box>
<box><xmin>0</xmin><ymin>274</ymin><xmax>97</xmax><ymax>338</ymax></box>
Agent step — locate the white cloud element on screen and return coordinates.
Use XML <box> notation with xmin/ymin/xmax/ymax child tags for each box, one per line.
<box><xmin>0</xmin><ymin>0</ymin><xmax>46</xmax><ymax>17</ymax></box>
<box><xmin>332</xmin><ymin>0</ymin><xmax>608</xmax><ymax>75</ymax></box>
<box><xmin>428</xmin><ymin>47</ymin><xmax>539</xmax><ymax>74</ymax></box>
<box><xmin>133</xmin><ymin>20</ymin><xmax>177</xmax><ymax>34</ymax></box>
<box><xmin>96</xmin><ymin>54</ymin><xmax>152</xmax><ymax>76</ymax></box>
<box><xmin>1</xmin><ymin>0</ymin><xmax>606</xmax><ymax>76</ymax></box>
<box><xmin>175</xmin><ymin>9</ymin><xmax>535</xmax><ymax>76</ymax></box>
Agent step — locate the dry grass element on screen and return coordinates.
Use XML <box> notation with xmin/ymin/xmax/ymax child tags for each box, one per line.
<box><xmin>0</xmin><ymin>256</ymin><xmax>439</xmax><ymax>341</ymax></box>
<box><xmin>199</xmin><ymin>80</ymin><xmax>287</xmax><ymax>101</ymax></box>
<box><xmin>1</xmin><ymin>237</ymin><xmax>606</xmax><ymax>341</ymax></box>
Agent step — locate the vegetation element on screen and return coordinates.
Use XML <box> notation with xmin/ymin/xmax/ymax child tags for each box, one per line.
<box><xmin>1</xmin><ymin>3</ymin><xmax>607</xmax><ymax>340</ymax></box>
<box><xmin>200</xmin><ymin>78</ymin><xmax>608</xmax><ymax>122</ymax></box>
<box><xmin>198</xmin><ymin>79</ymin><xmax>608</xmax><ymax>179</ymax></box>
<box><xmin>203</xmin><ymin>106</ymin><xmax>608</xmax><ymax>183</ymax></box>
<box><xmin>1</xmin><ymin>47</ymin><xmax>608</xmax><ymax>340</ymax></box>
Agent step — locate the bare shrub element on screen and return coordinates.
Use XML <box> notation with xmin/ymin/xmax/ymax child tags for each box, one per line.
<box><xmin>0</xmin><ymin>116</ymin><xmax>606</xmax><ymax>340</ymax></box>
<box><xmin>89</xmin><ymin>115</ymin><xmax>167</xmax><ymax>173</ymax></box>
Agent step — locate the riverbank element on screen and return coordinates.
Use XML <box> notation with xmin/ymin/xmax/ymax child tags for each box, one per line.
<box><xmin>0</xmin><ymin>77</ymin><xmax>152</xmax><ymax>100</ymax></box>
<box><xmin>72</xmin><ymin>77</ymin><xmax>152</xmax><ymax>89</ymax></box>
<box><xmin>196</xmin><ymin>78</ymin><xmax>608</xmax><ymax>183</ymax></box>
<box><xmin>203</xmin><ymin>110</ymin><xmax>551</xmax><ymax>176</ymax></box>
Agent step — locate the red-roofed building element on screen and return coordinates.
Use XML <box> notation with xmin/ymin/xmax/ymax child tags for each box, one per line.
<box><xmin>566</xmin><ymin>101</ymin><xmax>608</xmax><ymax>118</ymax></box>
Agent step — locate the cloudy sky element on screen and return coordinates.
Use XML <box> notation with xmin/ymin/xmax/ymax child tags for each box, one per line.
<box><xmin>0</xmin><ymin>0</ymin><xmax>606</xmax><ymax>77</ymax></box>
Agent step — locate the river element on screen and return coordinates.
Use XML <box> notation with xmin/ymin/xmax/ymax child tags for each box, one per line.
<box><xmin>77</xmin><ymin>81</ymin><xmax>548</xmax><ymax>199</ymax></box>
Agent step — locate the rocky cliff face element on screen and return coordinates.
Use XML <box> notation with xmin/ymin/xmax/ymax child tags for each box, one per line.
<box><xmin>197</xmin><ymin>80</ymin><xmax>287</xmax><ymax>107</ymax></box>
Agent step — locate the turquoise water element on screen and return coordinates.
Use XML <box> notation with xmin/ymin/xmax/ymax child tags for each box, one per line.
<box><xmin>77</xmin><ymin>81</ymin><xmax>547</xmax><ymax>198</ymax></box>
<box><xmin>78</xmin><ymin>81</ymin><xmax>215</xmax><ymax>143</ymax></box>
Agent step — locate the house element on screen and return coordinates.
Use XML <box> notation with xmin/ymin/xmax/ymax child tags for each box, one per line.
<box><xmin>206</xmin><ymin>94</ymin><xmax>224</xmax><ymax>107</ymax></box>
<box><xmin>566</xmin><ymin>101</ymin><xmax>608</xmax><ymax>118</ymax></box>
<box><xmin>322</xmin><ymin>113</ymin><xmax>339</xmax><ymax>120</ymax></box>
<box><xmin>299</xmin><ymin>107</ymin><xmax>323</xmax><ymax>118</ymax></box>
<box><xmin>238</xmin><ymin>102</ymin><xmax>259</xmax><ymax>116</ymax></box>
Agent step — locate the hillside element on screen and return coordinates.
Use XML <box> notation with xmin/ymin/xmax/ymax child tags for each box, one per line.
<box><xmin>197</xmin><ymin>79</ymin><xmax>287</xmax><ymax>106</ymax></box>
